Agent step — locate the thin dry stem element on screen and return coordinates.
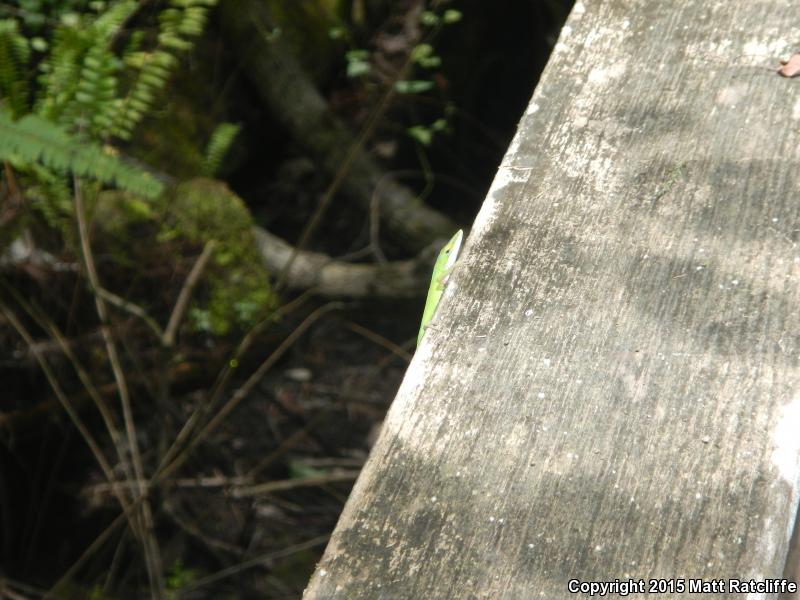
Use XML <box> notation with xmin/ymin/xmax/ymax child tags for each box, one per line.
<box><xmin>0</xmin><ymin>302</ymin><xmax>135</xmax><ymax>519</ymax></box>
<box><xmin>246</xmin><ymin>413</ymin><xmax>328</xmax><ymax>479</ymax></box>
<box><xmin>157</xmin><ymin>302</ymin><xmax>344</xmax><ymax>483</ymax></box>
<box><xmin>49</xmin><ymin>298</ymin><xmax>341</xmax><ymax>593</ymax></box>
<box><xmin>179</xmin><ymin>535</ymin><xmax>330</xmax><ymax>594</ymax></box>
<box><xmin>157</xmin><ymin>288</ymin><xmax>317</xmax><ymax>472</ymax></box>
<box><xmin>94</xmin><ymin>286</ymin><xmax>164</xmax><ymax>339</ymax></box>
<box><xmin>232</xmin><ymin>470</ymin><xmax>360</xmax><ymax>498</ymax></box>
<box><xmin>7</xmin><ymin>288</ymin><xmax>136</xmax><ymax>492</ymax></box>
<box><xmin>73</xmin><ymin>178</ymin><xmax>164</xmax><ymax>598</ymax></box>
<box><xmin>344</xmin><ymin>320</ymin><xmax>413</xmax><ymax>362</ymax></box>
<box><xmin>47</xmin><ymin>510</ymin><xmax>128</xmax><ymax>598</ymax></box>
<box><xmin>163</xmin><ymin>239</ymin><xmax>217</xmax><ymax>346</ymax></box>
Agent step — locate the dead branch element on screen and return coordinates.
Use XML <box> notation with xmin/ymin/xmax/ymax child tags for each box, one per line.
<box><xmin>253</xmin><ymin>225</ymin><xmax>440</xmax><ymax>298</ymax></box>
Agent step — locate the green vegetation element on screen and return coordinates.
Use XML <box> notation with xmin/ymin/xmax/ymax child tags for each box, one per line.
<box><xmin>0</xmin><ymin>0</ymin><xmax>571</xmax><ymax>597</ymax></box>
<box><xmin>332</xmin><ymin>3</ymin><xmax>463</xmax><ymax>146</ymax></box>
<box><xmin>0</xmin><ymin>110</ymin><xmax>163</xmax><ymax>197</ymax></box>
<box><xmin>160</xmin><ymin>178</ymin><xmax>277</xmax><ymax>334</ymax></box>
<box><xmin>202</xmin><ymin>121</ymin><xmax>241</xmax><ymax>175</ymax></box>
<box><xmin>0</xmin><ymin>0</ymin><xmax>268</xmax><ymax>334</ymax></box>
<box><xmin>0</xmin><ymin>3</ymin><xmax>273</xmax><ymax>595</ymax></box>
<box><xmin>0</xmin><ymin>0</ymin><xmax>219</xmax><ymax>192</ymax></box>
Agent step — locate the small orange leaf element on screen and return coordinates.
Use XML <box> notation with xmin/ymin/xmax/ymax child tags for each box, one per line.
<box><xmin>778</xmin><ymin>53</ymin><xmax>800</xmax><ymax>77</ymax></box>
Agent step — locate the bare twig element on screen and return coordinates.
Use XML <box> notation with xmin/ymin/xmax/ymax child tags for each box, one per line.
<box><xmin>176</xmin><ymin>535</ymin><xmax>330</xmax><ymax>596</ymax></box>
<box><xmin>156</xmin><ymin>239</ymin><xmax>217</xmax><ymax>459</ymax></box>
<box><xmin>47</xmin><ymin>510</ymin><xmax>129</xmax><ymax>598</ymax></box>
<box><xmin>253</xmin><ymin>226</ymin><xmax>435</xmax><ymax>298</ymax></box>
<box><xmin>49</xmin><ymin>299</ymin><xmax>341</xmax><ymax>590</ymax></box>
<box><xmin>3</xmin><ymin>285</ymin><xmax>134</xmax><ymax>491</ymax></box>
<box><xmin>1</xmin><ymin>576</ymin><xmax>47</xmax><ymax>599</ymax></box>
<box><xmin>344</xmin><ymin>321</ymin><xmax>413</xmax><ymax>362</ymax></box>
<box><xmin>73</xmin><ymin>177</ymin><xmax>164</xmax><ymax>598</ymax></box>
<box><xmin>157</xmin><ymin>288</ymin><xmax>317</xmax><ymax>472</ymax></box>
<box><xmin>91</xmin><ymin>240</ymin><xmax>218</xmax><ymax>348</ymax></box>
<box><xmin>163</xmin><ymin>239</ymin><xmax>217</xmax><ymax>347</ymax></box>
<box><xmin>245</xmin><ymin>412</ymin><xmax>329</xmax><ymax>480</ymax></box>
<box><xmin>163</xmin><ymin>498</ymin><xmax>245</xmax><ymax>557</ymax></box>
<box><xmin>103</xmin><ymin>529</ymin><xmax>130</xmax><ymax>594</ymax></box>
<box><xmin>37</xmin><ymin>322</ymin><xmax>138</xmax><ymax>492</ymax></box>
<box><xmin>85</xmin><ymin>476</ymin><xmax>251</xmax><ymax>495</ymax></box>
<box><xmin>0</xmin><ymin>302</ymin><xmax>134</xmax><ymax>519</ymax></box>
<box><xmin>157</xmin><ymin>302</ymin><xmax>344</xmax><ymax>483</ymax></box>
<box><xmin>232</xmin><ymin>470</ymin><xmax>360</xmax><ymax>498</ymax></box>
<box><xmin>94</xmin><ymin>286</ymin><xmax>164</xmax><ymax>340</ymax></box>
<box><xmin>0</xmin><ymin>585</ymin><xmax>33</xmax><ymax>600</ymax></box>
<box><xmin>84</xmin><ymin>466</ymin><xmax>359</xmax><ymax>497</ymax></box>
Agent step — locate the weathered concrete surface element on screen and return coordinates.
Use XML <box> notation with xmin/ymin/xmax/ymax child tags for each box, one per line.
<box><xmin>304</xmin><ymin>1</ymin><xmax>800</xmax><ymax>597</ymax></box>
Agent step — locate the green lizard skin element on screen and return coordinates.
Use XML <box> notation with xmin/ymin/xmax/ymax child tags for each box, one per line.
<box><xmin>417</xmin><ymin>229</ymin><xmax>463</xmax><ymax>345</ymax></box>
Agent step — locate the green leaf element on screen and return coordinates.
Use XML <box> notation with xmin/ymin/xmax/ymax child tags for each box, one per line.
<box><xmin>443</xmin><ymin>9</ymin><xmax>462</xmax><ymax>24</ymax></box>
<box><xmin>261</xmin><ymin>26</ymin><xmax>282</xmax><ymax>42</ymax></box>
<box><xmin>346</xmin><ymin>59</ymin><xmax>370</xmax><ymax>78</ymax></box>
<box><xmin>395</xmin><ymin>79</ymin><xmax>434</xmax><ymax>94</ymax></box>
<box><xmin>289</xmin><ymin>461</ymin><xmax>326</xmax><ymax>479</ymax></box>
<box><xmin>411</xmin><ymin>43</ymin><xmax>433</xmax><ymax>61</ymax></box>
<box><xmin>345</xmin><ymin>49</ymin><xmax>369</xmax><ymax>61</ymax></box>
<box><xmin>419</xmin><ymin>56</ymin><xmax>441</xmax><ymax>68</ymax></box>
<box><xmin>60</xmin><ymin>13</ymin><xmax>80</xmax><ymax>27</ymax></box>
<box><xmin>420</xmin><ymin>11</ymin><xmax>439</xmax><ymax>26</ymax></box>
<box><xmin>346</xmin><ymin>49</ymin><xmax>370</xmax><ymax>78</ymax></box>
<box><xmin>407</xmin><ymin>125</ymin><xmax>432</xmax><ymax>145</ymax></box>
<box><xmin>411</xmin><ymin>45</ymin><xmax>442</xmax><ymax>69</ymax></box>
<box><xmin>30</xmin><ymin>37</ymin><xmax>48</xmax><ymax>52</ymax></box>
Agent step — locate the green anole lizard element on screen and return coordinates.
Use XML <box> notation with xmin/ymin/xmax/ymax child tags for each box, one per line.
<box><xmin>418</xmin><ymin>229</ymin><xmax>463</xmax><ymax>345</ymax></box>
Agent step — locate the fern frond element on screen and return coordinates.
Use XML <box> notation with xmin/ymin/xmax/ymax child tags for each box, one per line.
<box><xmin>29</xmin><ymin>0</ymin><xmax>218</xmax><ymax>141</ymax></box>
<box><xmin>0</xmin><ymin>18</ymin><xmax>30</xmax><ymax>117</ymax></box>
<box><xmin>37</xmin><ymin>1</ymin><xmax>136</xmax><ymax>138</ymax></box>
<box><xmin>0</xmin><ymin>111</ymin><xmax>163</xmax><ymax>198</ymax></box>
<box><xmin>203</xmin><ymin>122</ymin><xmax>240</xmax><ymax>175</ymax></box>
<box><xmin>111</xmin><ymin>0</ymin><xmax>218</xmax><ymax>140</ymax></box>
<box><xmin>36</xmin><ymin>22</ymin><xmax>92</xmax><ymax>120</ymax></box>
